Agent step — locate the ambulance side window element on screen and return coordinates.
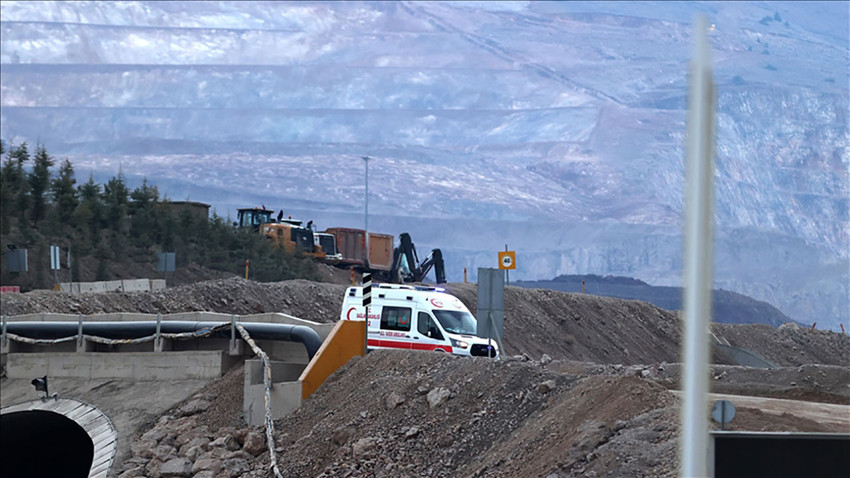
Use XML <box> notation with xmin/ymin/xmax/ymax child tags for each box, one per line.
<box><xmin>381</xmin><ymin>306</ymin><xmax>412</xmax><ymax>332</ymax></box>
<box><xmin>417</xmin><ymin>312</ymin><xmax>443</xmax><ymax>340</ymax></box>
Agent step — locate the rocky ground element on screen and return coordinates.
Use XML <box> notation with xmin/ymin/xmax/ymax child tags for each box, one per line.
<box><xmin>1</xmin><ymin>277</ymin><xmax>848</xmax><ymax>477</ymax></box>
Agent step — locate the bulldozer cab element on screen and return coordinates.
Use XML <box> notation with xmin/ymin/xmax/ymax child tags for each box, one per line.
<box><xmin>237</xmin><ymin>207</ymin><xmax>275</xmax><ymax>231</ymax></box>
<box><xmin>261</xmin><ymin>223</ymin><xmax>316</xmax><ymax>255</ymax></box>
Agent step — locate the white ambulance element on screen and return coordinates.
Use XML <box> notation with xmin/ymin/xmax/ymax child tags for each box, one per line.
<box><xmin>340</xmin><ymin>283</ymin><xmax>498</xmax><ymax>357</ymax></box>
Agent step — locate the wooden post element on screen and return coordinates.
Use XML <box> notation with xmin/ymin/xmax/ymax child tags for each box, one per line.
<box><xmin>504</xmin><ymin>244</ymin><xmax>509</xmax><ymax>286</ymax></box>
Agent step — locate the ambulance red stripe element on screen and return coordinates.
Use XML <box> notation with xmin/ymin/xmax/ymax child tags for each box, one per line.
<box><xmin>410</xmin><ymin>342</ymin><xmax>453</xmax><ymax>353</ymax></box>
<box><xmin>367</xmin><ymin>339</ymin><xmax>452</xmax><ymax>354</ymax></box>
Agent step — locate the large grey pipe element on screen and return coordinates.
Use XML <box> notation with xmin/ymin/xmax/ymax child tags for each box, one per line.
<box><xmin>4</xmin><ymin>321</ymin><xmax>323</xmax><ymax>359</ymax></box>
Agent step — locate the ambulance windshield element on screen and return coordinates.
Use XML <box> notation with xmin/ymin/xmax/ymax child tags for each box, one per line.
<box><xmin>433</xmin><ymin>310</ymin><xmax>477</xmax><ymax>335</ymax></box>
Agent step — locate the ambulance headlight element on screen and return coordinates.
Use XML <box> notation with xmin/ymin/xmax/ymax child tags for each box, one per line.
<box><xmin>450</xmin><ymin>338</ymin><xmax>469</xmax><ymax>349</ymax></box>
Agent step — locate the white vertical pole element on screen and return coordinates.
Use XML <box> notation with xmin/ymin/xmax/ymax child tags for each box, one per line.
<box><xmin>362</xmin><ymin>272</ymin><xmax>372</xmax><ymax>355</ymax></box>
<box><xmin>680</xmin><ymin>15</ymin><xmax>716</xmax><ymax>478</ymax></box>
<box><xmin>363</xmin><ymin>156</ymin><xmax>370</xmax><ymax>268</ymax></box>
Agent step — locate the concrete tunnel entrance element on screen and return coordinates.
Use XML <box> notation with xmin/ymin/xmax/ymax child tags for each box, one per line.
<box><xmin>1</xmin><ymin>398</ymin><xmax>117</xmax><ymax>478</ymax></box>
<box><xmin>1</xmin><ymin>410</ymin><xmax>94</xmax><ymax>477</ymax></box>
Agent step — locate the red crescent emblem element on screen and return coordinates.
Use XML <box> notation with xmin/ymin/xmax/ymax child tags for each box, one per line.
<box><xmin>430</xmin><ymin>298</ymin><xmax>443</xmax><ymax>308</ymax></box>
<box><xmin>346</xmin><ymin>307</ymin><xmax>356</xmax><ymax>320</ymax></box>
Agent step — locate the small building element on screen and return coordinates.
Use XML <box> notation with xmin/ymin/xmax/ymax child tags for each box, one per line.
<box><xmin>159</xmin><ymin>201</ymin><xmax>211</xmax><ymax>222</ymax></box>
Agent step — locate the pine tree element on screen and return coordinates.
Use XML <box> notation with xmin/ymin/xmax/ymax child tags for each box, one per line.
<box><xmin>73</xmin><ymin>173</ymin><xmax>104</xmax><ymax>251</ymax></box>
<box><xmin>28</xmin><ymin>143</ymin><xmax>55</xmax><ymax>224</ymax></box>
<box><xmin>3</xmin><ymin>143</ymin><xmax>31</xmax><ymax>223</ymax></box>
<box><xmin>13</xmin><ymin>143</ymin><xmax>31</xmax><ymax>216</ymax></box>
<box><xmin>102</xmin><ymin>172</ymin><xmax>129</xmax><ymax>233</ymax></box>
<box><xmin>0</xmin><ymin>140</ymin><xmax>13</xmax><ymax>233</ymax></box>
<box><xmin>129</xmin><ymin>179</ymin><xmax>159</xmax><ymax>247</ymax></box>
<box><xmin>50</xmin><ymin>158</ymin><xmax>78</xmax><ymax>225</ymax></box>
<box><xmin>94</xmin><ymin>242</ymin><xmax>112</xmax><ymax>281</ymax></box>
<box><xmin>158</xmin><ymin>207</ymin><xmax>177</xmax><ymax>251</ymax></box>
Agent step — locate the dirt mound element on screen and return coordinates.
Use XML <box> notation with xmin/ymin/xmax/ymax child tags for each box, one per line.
<box><xmin>714</xmin><ymin>322</ymin><xmax>849</xmax><ymax>367</ymax></box>
<box><xmin>111</xmin><ymin>351</ymin><xmax>849</xmax><ymax>478</ymax></box>
<box><xmin>0</xmin><ymin>277</ymin><xmax>349</xmax><ymax>323</ymax></box>
<box><xmin>250</xmin><ymin>351</ymin><xmax>844</xmax><ymax>478</ymax></box>
<box><xmin>447</xmin><ymin>283</ymin><xmax>682</xmax><ymax>365</ymax></box>
<box><xmin>3</xmin><ymin>279</ymin><xmax>847</xmax><ymax>368</ymax></box>
<box><xmin>262</xmin><ymin>350</ymin><xmax>679</xmax><ymax>478</ymax></box>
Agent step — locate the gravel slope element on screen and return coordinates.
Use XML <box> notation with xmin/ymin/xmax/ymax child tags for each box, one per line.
<box><xmin>2</xmin><ymin>278</ymin><xmax>848</xmax><ymax>478</ymax></box>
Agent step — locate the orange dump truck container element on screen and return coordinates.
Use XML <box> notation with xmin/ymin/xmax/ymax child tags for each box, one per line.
<box><xmin>325</xmin><ymin>228</ymin><xmax>394</xmax><ymax>271</ymax></box>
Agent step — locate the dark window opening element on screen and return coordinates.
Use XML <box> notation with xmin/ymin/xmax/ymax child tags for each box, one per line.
<box><xmin>381</xmin><ymin>306</ymin><xmax>412</xmax><ymax>332</ymax></box>
<box><xmin>417</xmin><ymin>312</ymin><xmax>443</xmax><ymax>340</ymax></box>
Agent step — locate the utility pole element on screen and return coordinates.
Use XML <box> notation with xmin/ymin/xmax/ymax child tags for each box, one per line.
<box><xmin>362</xmin><ymin>156</ymin><xmax>370</xmax><ymax>268</ymax></box>
<box><xmin>680</xmin><ymin>15</ymin><xmax>715</xmax><ymax>478</ymax></box>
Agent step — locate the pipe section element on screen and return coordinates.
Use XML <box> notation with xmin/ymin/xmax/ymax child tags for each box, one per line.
<box><xmin>5</xmin><ymin>321</ymin><xmax>323</xmax><ymax>359</ymax></box>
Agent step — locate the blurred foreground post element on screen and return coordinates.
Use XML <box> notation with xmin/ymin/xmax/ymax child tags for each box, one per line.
<box><xmin>680</xmin><ymin>15</ymin><xmax>716</xmax><ymax>478</ymax></box>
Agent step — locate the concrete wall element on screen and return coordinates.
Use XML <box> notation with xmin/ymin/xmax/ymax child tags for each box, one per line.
<box><xmin>243</xmin><ymin>359</ymin><xmax>305</xmax><ymax>426</ymax></box>
<box><xmin>5</xmin><ymin>351</ymin><xmax>235</xmax><ymax>380</ymax></box>
<box><xmin>256</xmin><ymin>339</ymin><xmax>311</xmax><ymax>364</ymax></box>
<box><xmin>245</xmin><ymin>359</ymin><xmax>305</xmax><ymax>384</ymax></box>
<box><xmin>59</xmin><ymin>279</ymin><xmax>165</xmax><ymax>294</ymax></box>
<box><xmin>2</xmin><ymin>313</ymin><xmax>347</xmax><ymax>424</ymax></box>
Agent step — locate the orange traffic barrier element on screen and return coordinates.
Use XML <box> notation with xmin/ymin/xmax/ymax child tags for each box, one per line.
<box><xmin>299</xmin><ymin>319</ymin><xmax>365</xmax><ymax>400</ymax></box>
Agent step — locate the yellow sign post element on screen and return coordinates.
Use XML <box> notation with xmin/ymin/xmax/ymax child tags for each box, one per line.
<box><xmin>498</xmin><ymin>251</ymin><xmax>516</xmax><ymax>270</ymax></box>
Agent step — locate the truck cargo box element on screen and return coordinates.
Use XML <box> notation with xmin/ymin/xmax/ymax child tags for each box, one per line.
<box><xmin>325</xmin><ymin>228</ymin><xmax>394</xmax><ymax>271</ymax></box>
<box><xmin>367</xmin><ymin>232</ymin><xmax>394</xmax><ymax>271</ymax></box>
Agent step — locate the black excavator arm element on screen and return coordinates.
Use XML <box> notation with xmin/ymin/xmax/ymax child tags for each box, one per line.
<box><xmin>417</xmin><ymin>248</ymin><xmax>446</xmax><ymax>284</ymax></box>
<box><xmin>390</xmin><ymin>232</ymin><xmax>447</xmax><ymax>284</ymax></box>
